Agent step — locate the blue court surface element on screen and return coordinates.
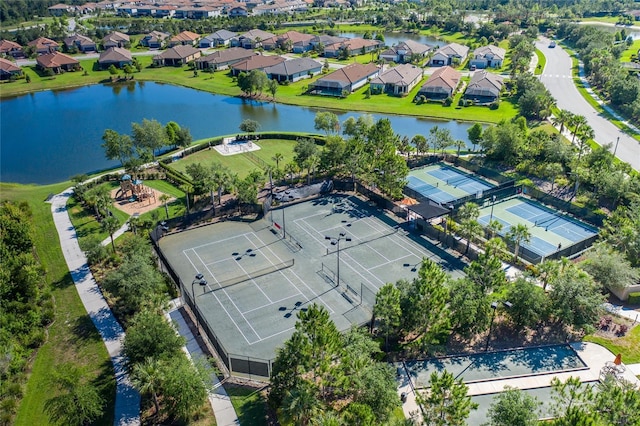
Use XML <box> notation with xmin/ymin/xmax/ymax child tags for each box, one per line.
<box><xmin>406</xmin><ymin>164</ymin><xmax>496</xmax><ymax>204</ymax></box>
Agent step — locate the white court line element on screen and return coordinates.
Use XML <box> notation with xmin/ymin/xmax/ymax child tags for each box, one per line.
<box><xmin>182</xmin><ymin>249</ymin><xmax>253</xmax><ymax>345</ymax></box>
<box><xmin>241</xmin><ymin>293</ymin><xmax>302</xmax><ymax>315</ymax></box>
<box><xmin>248</xmin><ymin>229</ymin><xmax>336</xmax><ymax>315</ymax></box>
<box><xmin>187</xmin><ymin>232</ymin><xmax>256</xmax><ymax>251</ymax></box>
<box><xmin>232</xmin><ymin>234</ymin><xmax>274</xmax><ymax>303</ymax></box>
<box><xmin>191</xmin><ymin>249</ymin><xmax>264</xmax><ymax>343</ymax></box>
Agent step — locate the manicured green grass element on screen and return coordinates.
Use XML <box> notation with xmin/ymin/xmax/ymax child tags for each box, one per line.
<box><xmin>226</xmin><ymin>385</ymin><xmax>268</xmax><ymax>426</ymax></box>
<box><xmin>1</xmin><ymin>182</ymin><xmax>115</xmax><ymax>426</ymax></box>
<box><xmin>170</xmin><ymin>139</ymin><xmax>296</xmax><ymax>179</ymax></box>
<box><xmin>66</xmin><ymin>182</ymin><xmax>130</xmax><ymax>244</ymax></box>
<box><xmin>584</xmin><ymin>324</ymin><xmax>640</xmax><ymax>364</ymax></box>
<box><xmin>577</xmin><ymin>16</ymin><xmax>627</xmax><ymax>24</ymax></box>
<box><xmin>534</xmin><ymin>48</ymin><xmax>546</xmax><ymax>75</ymax></box>
<box><xmin>1</xmin><ymin>52</ymin><xmax>517</xmax><ymax>123</ymax></box>
<box><xmin>620</xmin><ymin>39</ymin><xmax>640</xmax><ymax>62</ymax></box>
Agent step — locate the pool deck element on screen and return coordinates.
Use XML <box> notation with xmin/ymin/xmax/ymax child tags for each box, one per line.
<box><xmin>398</xmin><ymin>342</ymin><xmax>640</xmax><ymax>422</ymax></box>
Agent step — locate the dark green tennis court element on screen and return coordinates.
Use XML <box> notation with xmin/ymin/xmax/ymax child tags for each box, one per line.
<box><xmin>159</xmin><ymin>194</ymin><xmax>466</xmax><ymax>373</ymax></box>
<box><xmin>407</xmin><ymin>163</ymin><xmax>496</xmax><ymax>204</ymax></box>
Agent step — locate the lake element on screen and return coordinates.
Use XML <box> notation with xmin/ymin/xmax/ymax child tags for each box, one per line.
<box><xmin>338</xmin><ymin>31</ymin><xmax>440</xmax><ymax>47</ymax></box>
<box><xmin>0</xmin><ymin>82</ymin><xmax>476</xmax><ymax>184</ymax></box>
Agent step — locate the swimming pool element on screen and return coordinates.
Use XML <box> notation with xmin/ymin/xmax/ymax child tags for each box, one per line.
<box><xmin>404</xmin><ymin>344</ymin><xmax>587</xmax><ymax>388</ymax></box>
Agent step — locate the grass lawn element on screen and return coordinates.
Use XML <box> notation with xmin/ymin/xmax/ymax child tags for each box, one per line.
<box><xmin>1</xmin><ymin>182</ymin><xmax>115</xmax><ymax>426</ymax></box>
<box><xmin>226</xmin><ymin>385</ymin><xmax>269</xmax><ymax>426</ymax></box>
<box><xmin>1</xmin><ymin>53</ymin><xmax>517</xmax><ymax>123</ymax></box>
<box><xmin>66</xmin><ymin>182</ymin><xmax>130</xmax><ymax>244</ymax></box>
<box><xmin>577</xmin><ymin>16</ymin><xmax>626</xmax><ymax>24</ymax></box>
<box><xmin>620</xmin><ymin>39</ymin><xmax>640</xmax><ymax>62</ymax></box>
<box><xmin>534</xmin><ymin>48</ymin><xmax>546</xmax><ymax>75</ymax></box>
<box><xmin>583</xmin><ymin>323</ymin><xmax>640</xmax><ymax>364</ymax></box>
<box><xmin>138</xmin><ymin>180</ymin><xmax>187</xmax><ymax>221</ymax></box>
<box><xmin>169</xmin><ymin>139</ymin><xmax>297</xmax><ymax>179</ymax></box>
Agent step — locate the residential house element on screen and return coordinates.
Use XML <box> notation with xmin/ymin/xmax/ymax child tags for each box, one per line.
<box><xmin>323</xmin><ymin>38</ymin><xmax>382</xmax><ymax>58</ymax></box>
<box><xmin>229</xmin><ymin>5</ymin><xmax>248</xmax><ymax>17</ymax></box>
<box><xmin>48</xmin><ymin>3</ymin><xmax>73</xmax><ymax>16</ymax></box>
<box><xmin>0</xmin><ymin>57</ymin><xmax>22</xmax><ymax>80</ymax></box>
<box><xmin>155</xmin><ymin>5</ymin><xmax>176</xmax><ymax>18</ymax></box>
<box><xmin>429</xmin><ymin>42</ymin><xmax>469</xmax><ymax>67</ymax></box>
<box><xmin>136</xmin><ymin>4</ymin><xmax>157</xmax><ymax>16</ymax></box>
<box><xmin>469</xmin><ymin>45</ymin><xmax>506</xmax><ymax>69</ymax></box>
<box><xmin>379</xmin><ymin>40</ymin><xmax>431</xmax><ymax>64</ymax></box>
<box><xmin>261</xmin><ymin>31</ymin><xmax>314</xmax><ymax>53</ymax></box>
<box><xmin>231</xmin><ymin>29</ymin><xmax>275</xmax><ymax>49</ymax></box>
<box><xmin>0</xmin><ymin>40</ymin><xmax>24</xmax><ymax>58</ymax></box>
<box><xmin>308</xmin><ymin>62</ymin><xmax>380</xmax><ymax>96</ymax></box>
<box><xmin>28</xmin><ymin>37</ymin><xmax>59</xmax><ymax>55</ymax></box>
<box><xmin>199</xmin><ymin>30</ymin><xmax>237</xmax><ymax>48</ymax></box>
<box><xmin>416</xmin><ymin>66</ymin><xmax>461</xmax><ymax>100</ymax></box>
<box><xmin>102</xmin><ymin>31</ymin><xmax>130</xmax><ymax>49</ymax></box>
<box><xmin>153</xmin><ymin>45</ymin><xmax>202</xmax><ymax>66</ymax></box>
<box><xmin>64</xmin><ymin>34</ymin><xmax>97</xmax><ymax>53</ymax></box>
<box><xmin>230</xmin><ymin>54</ymin><xmax>286</xmax><ymax>76</ymax></box>
<box><xmin>264</xmin><ymin>57</ymin><xmax>322</xmax><ymax>82</ymax></box>
<box><xmin>36</xmin><ymin>51</ymin><xmax>80</xmax><ymax>73</ymax></box>
<box><xmin>168</xmin><ymin>31</ymin><xmax>200</xmax><ymax>47</ymax></box>
<box><xmin>252</xmin><ymin>0</ymin><xmax>307</xmax><ymax>15</ymax></box>
<box><xmin>310</xmin><ymin>34</ymin><xmax>347</xmax><ymax>49</ymax></box>
<box><xmin>195</xmin><ymin>47</ymin><xmax>256</xmax><ymax>70</ymax></box>
<box><xmin>369</xmin><ymin>63</ymin><xmax>423</xmax><ymax>96</ymax></box>
<box><xmin>117</xmin><ymin>4</ymin><xmax>138</xmax><ymax>16</ymax></box>
<box><xmin>140</xmin><ymin>31</ymin><xmax>170</xmax><ymax>49</ymax></box>
<box><xmin>98</xmin><ymin>47</ymin><xmax>133</xmax><ymax>69</ymax></box>
<box><xmin>463</xmin><ymin>70</ymin><xmax>504</xmax><ymax>104</ymax></box>
<box><xmin>175</xmin><ymin>6</ymin><xmax>219</xmax><ymax>19</ymax></box>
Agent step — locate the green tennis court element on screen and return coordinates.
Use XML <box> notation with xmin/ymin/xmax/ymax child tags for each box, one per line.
<box><xmin>159</xmin><ymin>194</ymin><xmax>466</xmax><ymax>368</ymax></box>
<box><xmin>478</xmin><ymin>197</ymin><xmax>598</xmax><ymax>257</ymax></box>
<box><xmin>407</xmin><ymin>163</ymin><xmax>496</xmax><ymax>204</ymax></box>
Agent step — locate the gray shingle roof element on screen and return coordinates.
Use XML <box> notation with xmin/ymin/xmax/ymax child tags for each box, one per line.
<box><xmin>264</xmin><ymin>57</ymin><xmax>322</xmax><ymax>76</ymax></box>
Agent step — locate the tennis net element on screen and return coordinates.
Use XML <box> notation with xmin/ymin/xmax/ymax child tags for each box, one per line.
<box><xmin>213</xmin><ymin>259</ymin><xmax>294</xmax><ymax>290</ymax></box>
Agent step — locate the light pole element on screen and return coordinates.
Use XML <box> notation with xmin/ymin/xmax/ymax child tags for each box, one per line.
<box><xmin>325</xmin><ymin>232</ymin><xmax>351</xmax><ymax>287</ymax></box>
<box><xmin>485</xmin><ymin>300</ymin><xmax>512</xmax><ymax>351</ymax></box>
<box><xmin>489</xmin><ymin>195</ymin><xmax>497</xmax><ymax>223</ymax></box>
<box><xmin>191</xmin><ymin>273</ymin><xmax>208</xmax><ymax>335</ymax></box>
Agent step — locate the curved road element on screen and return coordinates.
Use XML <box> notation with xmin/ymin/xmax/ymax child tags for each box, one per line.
<box><xmin>536</xmin><ymin>36</ymin><xmax>640</xmax><ymax>170</ymax></box>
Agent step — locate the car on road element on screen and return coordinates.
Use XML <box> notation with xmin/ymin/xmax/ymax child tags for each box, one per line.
<box><xmin>549</xmin><ymin>41</ymin><xmax>556</xmax><ymax>48</ymax></box>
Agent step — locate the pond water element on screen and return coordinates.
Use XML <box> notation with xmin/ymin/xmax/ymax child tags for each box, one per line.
<box><xmin>1</xmin><ymin>81</ymin><xmax>476</xmax><ymax>184</ymax></box>
<box><xmin>338</xmin><ymin>31</ymin><xmax>440</xmax><ymax>47</ymax></box>
<box><xmin>581</xmin><ymin>22</ymin><xmax>640</xmax><ymax>39</ymax></box>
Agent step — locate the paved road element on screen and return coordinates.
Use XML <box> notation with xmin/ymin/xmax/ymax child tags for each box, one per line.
<box><xmin>536</xmin><ymin>36</ymin><xmax>640</xmax><ymax>170</ymax></box>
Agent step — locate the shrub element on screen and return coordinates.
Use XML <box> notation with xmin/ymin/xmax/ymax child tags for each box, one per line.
<box><xmin>628</xmin><ymin>292</ymin><xmax>640</xmax><ymax>305</ymax></box>
<box><xmin>489</xmin><ymin>100</ymin><xmax>500</xmax><ymax>110</ymax></box>
<box><xmin>443</xmin><ymin>96</ymin><xmax>453</xmax><ymax>106</ymax></box>
<box><xmin>616</xmin><ymin>324</ymin><xmax>629</xmax><ymax>336</ymax></box>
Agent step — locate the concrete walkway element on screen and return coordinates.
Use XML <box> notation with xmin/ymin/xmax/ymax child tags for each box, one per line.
<box><xmin>165</xmin><ymin>299</ymin><xmax>240</xmax><ymax>426</ymax></box>
<box><xmin>49</xmin><ymin>188</ymin><xmax>140</xmax><ymax>426</ymax></box>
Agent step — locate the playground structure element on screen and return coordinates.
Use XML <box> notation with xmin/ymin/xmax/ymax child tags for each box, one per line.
<box><xmin>116</xmin><ymin>174</ymin><xmax>156</xmax><ymax>205</ymax></box>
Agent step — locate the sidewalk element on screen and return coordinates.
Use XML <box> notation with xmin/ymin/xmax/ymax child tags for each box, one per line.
<box><xmin>165</xmin><ymin>299</ymin><xmax>240</xmax><ymax>426</ymax></box>
<box><xmin>49</xmin><ymin>189</ymin><xmax>140</xmax><ymax>426</ymax></box>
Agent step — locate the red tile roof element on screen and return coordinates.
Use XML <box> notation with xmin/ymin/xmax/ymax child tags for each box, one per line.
<box><xmin>36</xmin><ymin>51</ymin><xmax>79</xmax><ymax>68</ymax></box>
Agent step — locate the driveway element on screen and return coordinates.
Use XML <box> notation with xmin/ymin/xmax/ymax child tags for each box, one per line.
<box><xmin>536</xmin><ymin>36</ymin><xmax>640</xmax><ymax>171</ymax></box>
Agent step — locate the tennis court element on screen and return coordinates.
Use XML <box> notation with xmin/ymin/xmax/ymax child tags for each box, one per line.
<box><xmin>407</xmin><ymin>163</ymin><xmax>496</xmax><ymax>204</ymax></box>
<box><xmin>477</xmin><ymin>197</ymin><xmax>598</xmax><ymax>257</ymax></box>
<box><xmin>159</xmin><ymin>194</ymin><xmax>466</xmax><ymax>372</ymax></box>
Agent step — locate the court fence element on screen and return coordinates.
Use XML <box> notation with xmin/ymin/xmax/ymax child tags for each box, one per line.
<box><xmin>150</xmin><ymin>226</ymin><xmax>274</xmax><ymax>381</ymax></box>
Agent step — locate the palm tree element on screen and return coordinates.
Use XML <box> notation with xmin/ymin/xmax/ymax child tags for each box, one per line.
<box><xmin>460</xmin><ymin>219</ymin><xmax>483</xmax><ymax>254</ymax></box>
<box><xmin>569</xmin><ymin>114</ymin><xmax>588</xmax><ymax>146</ymax></box>
<box><xmin>576</xmin><ymin>124</ymin><xmax>594</xmax><ymax>160</ymax></box>
<box><xmin>128</xmin><ymin>215</ymin><xmax>141</xmax><ymax>236</ymax></box>
<box><xmin>457</xmin><ymin>202</ymin><xmax>480</xmax><ymax>222</ymax></box>
<box><xmin>101</xmin><ymin>216</ymin><xmax>120</xmax><ymax>253</ymax></box>
<box><xmin>159</xmin><ymin>193</ymin><xmax>171</xmax><ymax>220</ymax></box>
<box><xmin>453</xmin><ymin>139</ymin><xmax>466</xmax><ymax>158</ymax></box>
<box><xmin>211</xmin><ymin>164</ymin><xmax>230</xmax><ymax>206</ymax></box>
<box><xmin>272</xmin><ymin>152</ymin><xmax>284</xmax><ymax>169</ymax></box>
<box><xmin>412</xmin><ymin>134</ymin><xmax>428</xmax><ymax>157</ymax></box>
<box><xmin>487</xmin><ymin>218</ymin><xmax>503</xmax><ymax>239</ymax></box>
<box><xmin>282</xmin><ymin>382</ymin><xmax>322</xmax><ymax>425</ymax></box>
<box><xmin>180</xmin><ymin>183</ymin><xmax>193</xmax><ymax>214</ymax></box>
<box><xmin>284</xmin><ymin>162</ymin><xmax>297</xmax><ymax>185</ymax></box>
<box><xmin>537</xmin><ymin>259</ymin><xmax>560</xmax><ymax>291</ymax></box>
<box><xmin>506</xmin><ymin>223</ymin><xmax>531</xmax><ymax>262</ymax></box>
<box><xmin>265</xmin><ymin>164</ymin><xmax>275</xmax><ymax>194</ymax></box>
<box><xmin>304</xmin><ymin>155</ymin><xmax>320</xmax><ymax>185</ymax></box>
<box><xmin>552</xmin><ymin>109</ymin><xmax>574</xmax><ymax>134</ymax></box>
<box><xmin>131</xmin><ymin>358</ymin><xmax>163</xmax><ymax>416</ymax></box>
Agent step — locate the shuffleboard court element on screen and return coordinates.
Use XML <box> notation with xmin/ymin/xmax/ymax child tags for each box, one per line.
<box><xmin>407</xmin><ymin>163</ymin><xmax>496</xmax><ymax>204</ymax></box>
<box><xmin>159</xmin><ymin>194</ymin><xmax>466</xmax><ymax>367</ymax></box>
<box><xmin>477</xmin><ymin>197</ymin><xmax>598</xmax><ymax>257</ymax></box>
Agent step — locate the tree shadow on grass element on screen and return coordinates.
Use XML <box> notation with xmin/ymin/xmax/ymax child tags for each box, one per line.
<box><xmin>225</xmin><ymin>384</ymin><xmax>269</xmax><ymax>426</ymax></box>
<box><xmin>71</xmin><ymin>314</ymin><xmax>103</xmax><ymax>344</ymax></box>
